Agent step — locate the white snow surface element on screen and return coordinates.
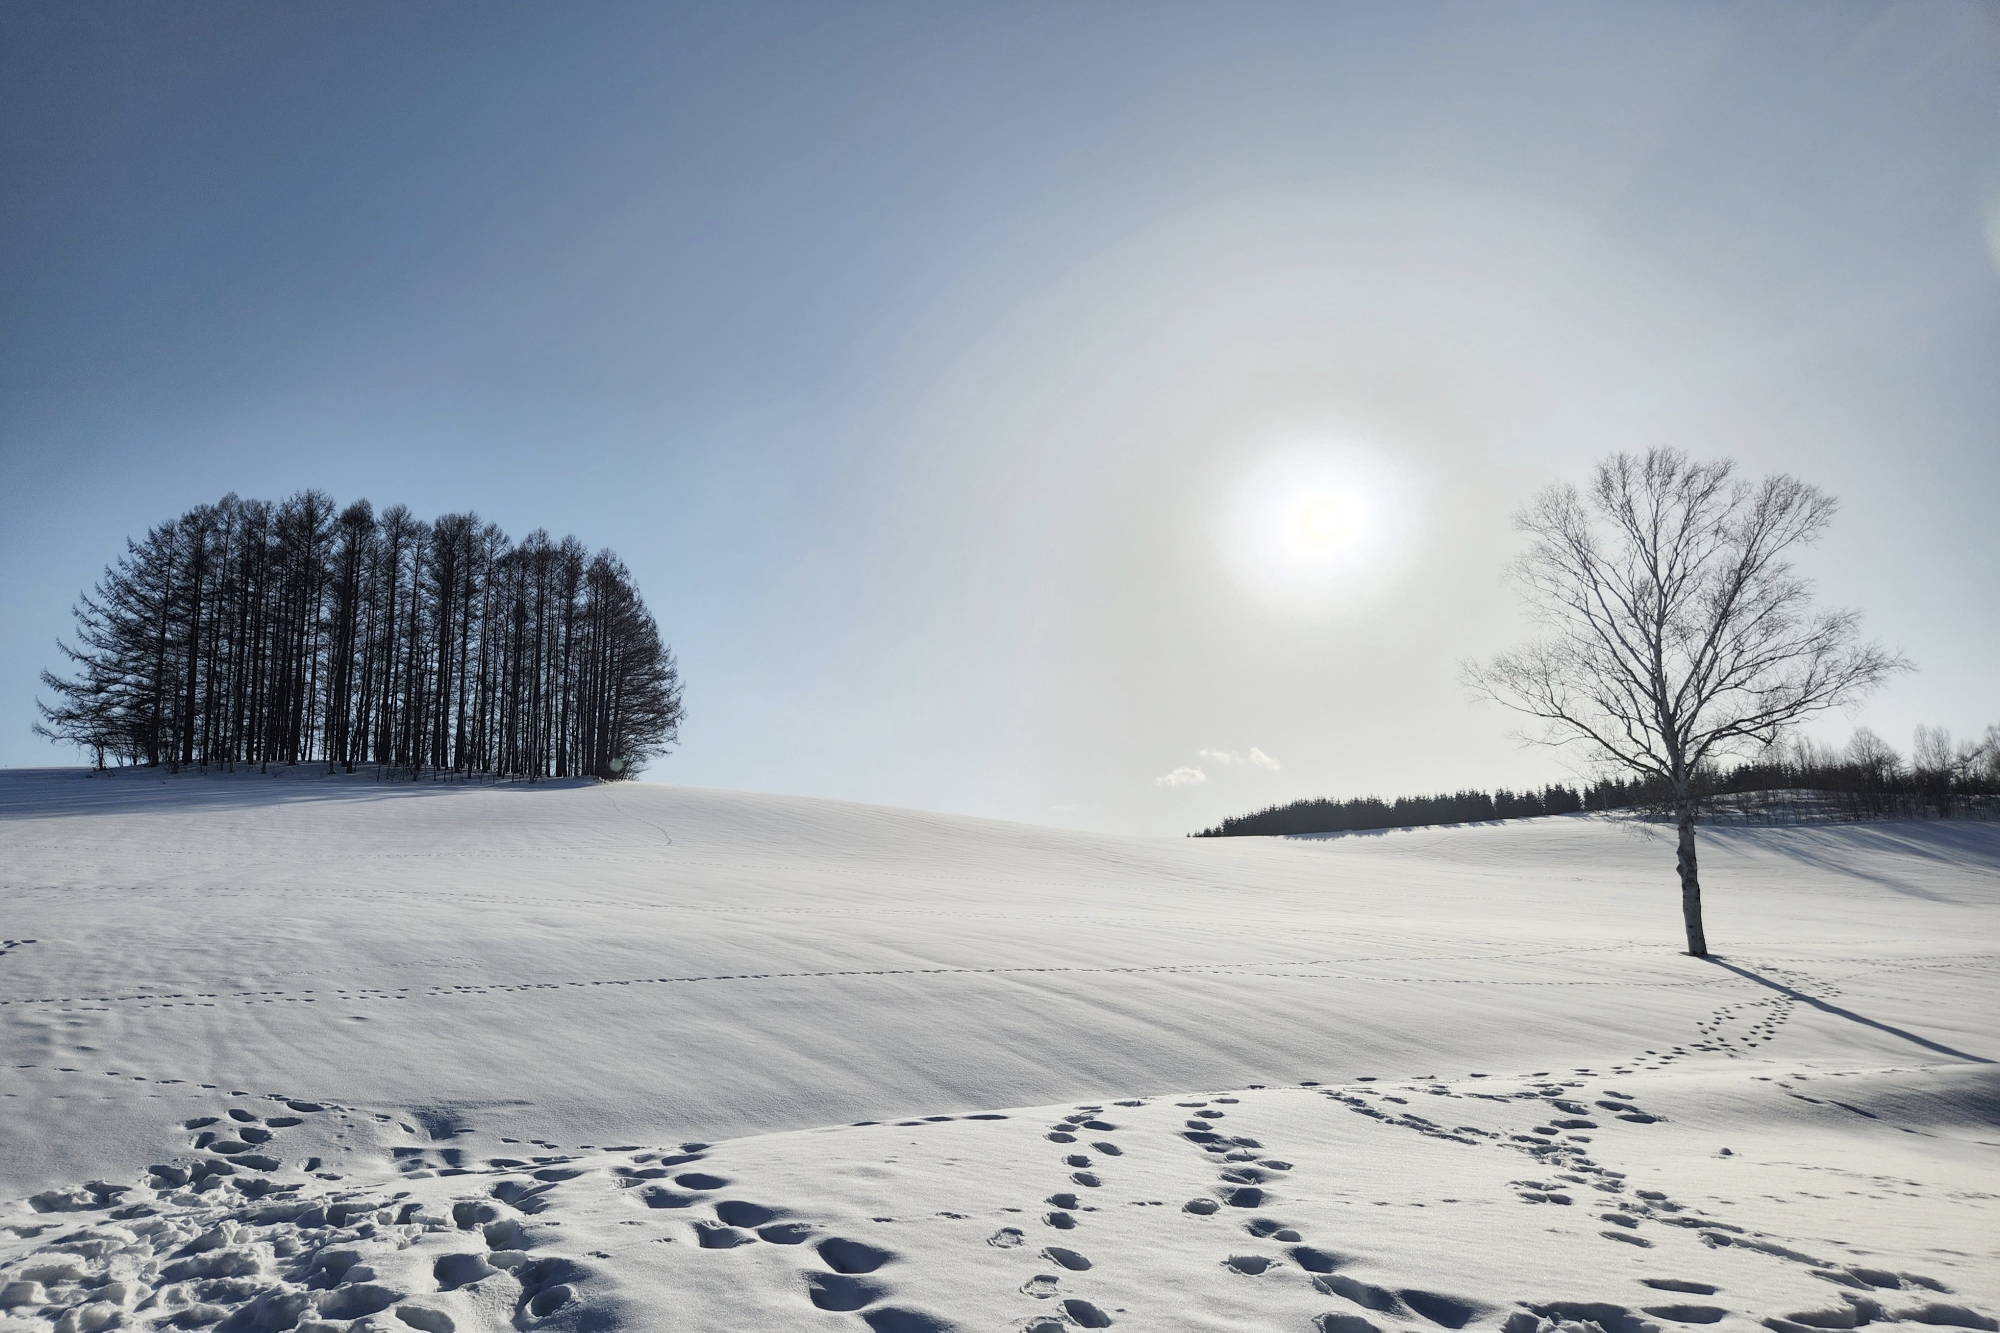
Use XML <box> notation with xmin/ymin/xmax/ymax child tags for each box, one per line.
<box><xmin>1</xmin><ymin>766</ymin><xmax>1995</xmax><ymax>1333</ymax></box>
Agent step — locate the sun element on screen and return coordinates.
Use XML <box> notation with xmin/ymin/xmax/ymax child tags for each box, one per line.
<box><xmin>1287</xmin><ymin>490</ymin><xmax>1363</xmax><ymax>554</ymax></box>
<box><xmin>1219</xmin><ymin>445</ymin><xmax>1413</xmax><ymax>610</ymax></box>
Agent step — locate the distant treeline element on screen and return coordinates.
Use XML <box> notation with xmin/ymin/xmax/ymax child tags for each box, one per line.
<box><xmin>1195</xmin><ymin>726</ymin><xmax>2000</xmax><ymax>837</ymax></box>
<box><xmin>36</xmin><ymin>492</ymin><xmax>683</xmax><ymax>780</ymax></box>
<box><xmin>1195</xmin><ymin>785</ymin><xmax>1589</xmax><ymax>838</ymax></box>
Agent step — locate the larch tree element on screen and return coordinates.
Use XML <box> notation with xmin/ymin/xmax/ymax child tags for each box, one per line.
<box><xmin>1464</xmin><ymin>449</ymin><xmax>1906</xmax><ymax>956</ymax></box>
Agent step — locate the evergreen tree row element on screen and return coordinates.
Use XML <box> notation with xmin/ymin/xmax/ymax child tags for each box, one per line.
<box><xmin>1194</xmin><ymin>785</ymin><xmax>1586</xmax><ymax>838</ymax></box>
<box><xmin>35</xmin><ymin>492</ymin><xmax>683</xmax><ymax>780</ymax></box>
<box><xmin>1194</xmin><ymin>726</ymin><xmax>2000</xmax><ymax>837</ymax></box>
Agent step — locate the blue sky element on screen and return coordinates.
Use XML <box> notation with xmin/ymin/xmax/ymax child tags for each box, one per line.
<box><xmin>3</xmin><ymin>1</ymin><xmax>1996</xmax><ymax>832</ymax></box>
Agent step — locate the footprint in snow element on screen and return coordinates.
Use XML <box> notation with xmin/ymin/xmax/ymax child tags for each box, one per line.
<box><xmin>1021</xmin><ymin>1274</ymin><xmax>1062</xmax><ymax>1299</ymax></box>
<box><xmin>1244</xmin><ymin>1217</ymin><xmax>1303</xmax><ymax>1244</ymax></box>
<box><xmin>757</xmin><ymin>1221</ymin><xmax>814</xmax><ymax>1244</ymax></box>
<box><xmin>807</xmin><ymin>1272</ymin><xmax>886</xmax><ymax>1311</ymax></box>
<box><xmin>693</xmin><ymin>1221</ymin><xmax>755</xmax><ymax>1248</ymax></box>
<box><xmin>713</xmin><ymin>1199</ymin><xmax>778</xmax><ymax>1228</ymax></box>
<box><xmin>817</xmin><ymin>1236</ymin><xmax>894</xmax><ymax>1275</ymax></box>
<box><xmin>1061</xmin><ymin>1297</ymin><xmax>1114</xmax><ymax>1327</ymax></box>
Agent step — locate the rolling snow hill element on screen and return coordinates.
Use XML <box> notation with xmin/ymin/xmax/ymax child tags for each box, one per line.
<box><xmin>0</xmin><ymin>767</ymin><xmax>1994</xmax><ymax>1333</ymax></box>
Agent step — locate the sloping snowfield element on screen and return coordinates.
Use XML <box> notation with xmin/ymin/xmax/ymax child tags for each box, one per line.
<box><xmin>1</xmin><ymin>768</ymin><xmax>1995</xmax><ymax>1333</ymax></box>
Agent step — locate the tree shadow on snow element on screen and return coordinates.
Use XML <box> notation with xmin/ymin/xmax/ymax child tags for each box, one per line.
<box><xmin>1705</xmin><ymin>955</ymin><xmax>1993</xmax><ymax>1065</ymax></box>
<box><xmin>1695</xmin><ymin>821</ymin><xmax>2000</xmax><ymax>904</ymax></box>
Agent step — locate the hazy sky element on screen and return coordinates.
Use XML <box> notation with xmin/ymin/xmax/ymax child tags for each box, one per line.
<box><xmin>4</xmin><ymin>1</ymin><xmax>1996</xmax><ymax>834</ymax></box>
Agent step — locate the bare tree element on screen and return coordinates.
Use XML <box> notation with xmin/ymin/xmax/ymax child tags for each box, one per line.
<box><xmin>1465</xmin><ymin>449</ymin><xmax>1907</xmax><ymax>956</ymax></box>
<box><xmin>1844</xmin><ymin>726</ymin><xmax>1901</xmax><ymax>785</ymax></box>
<box><xmin>1969</xmin><ymin>725</ymin><xmax>2000</xmax><ymax>784</ymax></box>
<box><xmin>1910</xmin><ymin>724</ymin><xmax>1956</xmax><ymax>781</ymax></box>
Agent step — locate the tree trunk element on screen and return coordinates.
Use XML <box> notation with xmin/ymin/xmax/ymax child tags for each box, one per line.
<box><xmin>1676</xmin><ymin>800</ymin><xmax>1708</xmax><ymax>956</ymax></box>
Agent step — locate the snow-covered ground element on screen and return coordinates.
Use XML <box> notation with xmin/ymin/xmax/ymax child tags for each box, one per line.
<box><xmin>1</xmin><ymin>767</ymin><xmax>1994</xmax><ymax>1333</ymax></box>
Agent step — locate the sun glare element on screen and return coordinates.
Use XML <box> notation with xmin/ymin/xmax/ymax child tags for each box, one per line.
<box><xmin>1220</xmin><ymin>446</ymin><xmax>1413</xmax><ymax>611</ymax></box>
<box><xmin>1289</xmin><ymin>491</ymin><xmax>1363</xmax><ymax>553</ymax></box>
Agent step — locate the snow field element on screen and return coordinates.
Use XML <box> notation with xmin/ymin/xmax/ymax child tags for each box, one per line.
<box><xmin>0</xmin><ymin>768</ymin><xmax>1995</xmax><ymax>1332</ymax></box>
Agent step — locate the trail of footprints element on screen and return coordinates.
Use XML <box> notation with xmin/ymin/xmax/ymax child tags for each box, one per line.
<box><xmin>0</xmin><ymin>1094</ymin><xmax>492</xmax><ymax>1333</ymax></box>
<box><xmin>0</xmin><ymin>1091</ymin><xmax>956</xmax><ymax>1333</ymax></box>
<box><xmin>0</xmin><ymin>939</ymin><xmax>1778</xmax><ymax>1016</ymax></box>
<box><xmin>1173</xmin><ymin>1092</ymin><xmax>1489</xmax><ymax>1333</ymax></box>
<box><xmin>616</xmin><ymin>1147</ymin><xmax>946</xmax><ymax>1330</ymax></box>
<box><xmin>1004</xmin><ymin>1101</ymin><xmax>1139</xmax><ymax>1331</ymax></box>
<box><xmin>1307</xmin><ymin>1076</ymin><xmax>1988</xmax><ymax>1333</ymax></box>
<box><xmin>3</xmin><ymin>1072</ymin><xmax>1996</xmax><ymax>1333</ymax></box>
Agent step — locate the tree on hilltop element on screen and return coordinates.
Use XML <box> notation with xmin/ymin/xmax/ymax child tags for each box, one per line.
<box><xmin>1465</xmin><ymin>449</ymin><xmax>1906</xmax><ymax>956</ymax></box>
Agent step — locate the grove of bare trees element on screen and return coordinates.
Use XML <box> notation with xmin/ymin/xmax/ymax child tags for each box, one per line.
<box><xmin>35</xmin><ymin>492</ymin><xmax>683</xmax><ymax>781</ymax></box>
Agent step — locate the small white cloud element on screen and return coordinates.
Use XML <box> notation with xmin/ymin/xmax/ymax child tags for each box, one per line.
<box><xmin>1155</xmin><ymin>766</ymin><xmax>1207</xmax><ymax>787</ymax></box>
<box><xmin>1196</xmin><ymin>747</ymin><xmax>1281</xmax><ymax>772</ymax></box>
